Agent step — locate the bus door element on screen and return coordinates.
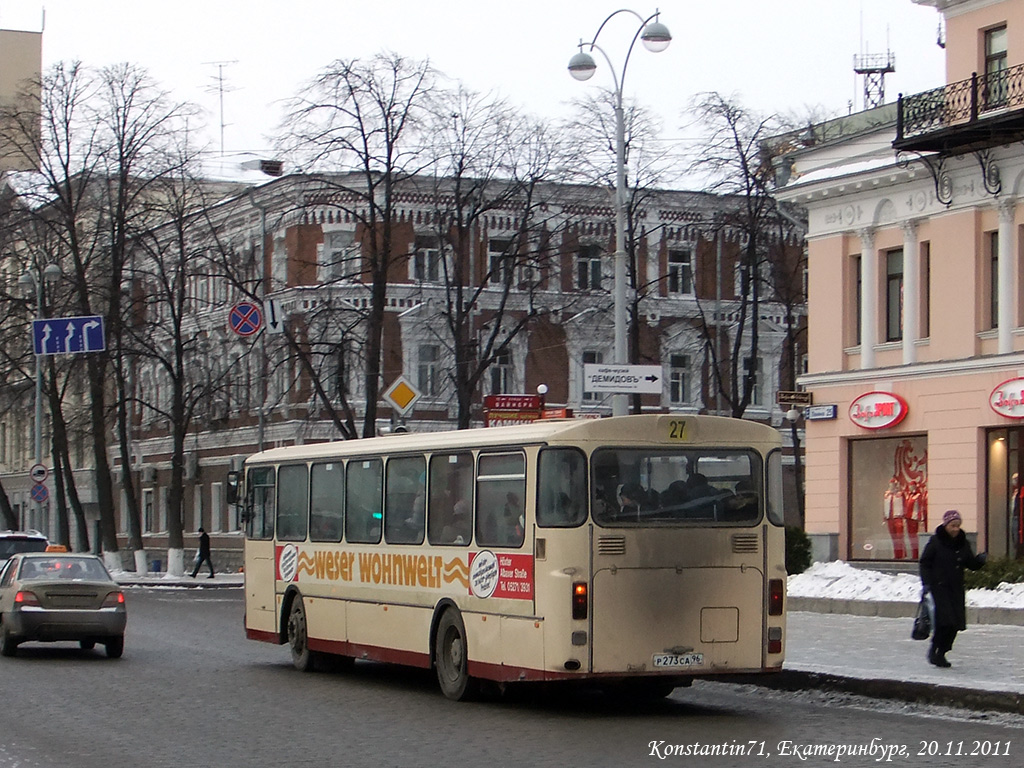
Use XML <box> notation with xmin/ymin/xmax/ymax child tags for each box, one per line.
<box><xmin>534</xmin><ymin>448</ymin><xmax>592</xmax><ymax>673</ymax></box>
<box><xmin>243</xmin><ymin>466</ymin><xmax>278</xmax><ymax>636</ymax></box>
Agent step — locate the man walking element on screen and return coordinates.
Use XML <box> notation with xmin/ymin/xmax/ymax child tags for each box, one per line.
<box><xmin>190</xmin><ymin>527</ymin><xmax>215</xmax><ymax>579</ymax></box>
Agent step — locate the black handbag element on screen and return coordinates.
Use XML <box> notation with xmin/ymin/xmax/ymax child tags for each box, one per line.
<box><xmin>911</xmin><ymin>591</ymin><xmax>933</xmax><ymax>640</ymax></box>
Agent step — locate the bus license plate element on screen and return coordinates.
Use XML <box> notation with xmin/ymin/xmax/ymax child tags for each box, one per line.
<box><xmin>653</xmin><ymin>652</ymin><xmax>704</xmax><ymax>668</ymax></box>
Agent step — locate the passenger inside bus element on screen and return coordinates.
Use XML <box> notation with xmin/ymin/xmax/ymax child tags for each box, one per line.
<box><xmin>439</xmin><ymin>500</ymin><xmax>471</xmax><ymax>545</ymax></box>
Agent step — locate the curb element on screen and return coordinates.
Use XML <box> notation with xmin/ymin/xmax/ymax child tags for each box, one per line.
<box><xmin>117</xmin><ymin>578</ymin><xmax>243</xmax><ymax>589</ymax></box>
<box><xmin>719</xmin><ymin>670</ymin><xmax>1024</xmax><ymax>715</ymax></box>
<box><xmin>787</xmin><ymin>596</ymin><xmax>1024</xmax><ymax>626</ymax></box>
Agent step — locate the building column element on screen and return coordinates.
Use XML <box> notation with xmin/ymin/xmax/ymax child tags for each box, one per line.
<box><xmin>998</xmin><ymin>198</ymin><xmax>1016</xmax><ymax>354</ymax></box>
<box><xmin>901</xmin><ymin>220</ymin><xmax>919</xmax><ymax>365</ymax></box>
<box><xmin>859</xmin><ymin>228</ymin><xmax>877</xmax><ymax>369</ymax></box>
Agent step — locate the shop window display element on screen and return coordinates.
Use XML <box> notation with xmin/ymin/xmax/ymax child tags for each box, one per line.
<box><xmin>850</xmin><ymin>436</ymin><xmax>927</xmax><ymax>561</ymax></box>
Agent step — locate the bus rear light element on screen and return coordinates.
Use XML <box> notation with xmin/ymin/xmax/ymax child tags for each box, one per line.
<box><xmin>767</xmin><ymin>625</ymin><xmax>783</xmax><ymax>654</ymax></box>
<box><xmin>571</xmin><ymin>581</ymin><xmax>588</xmax><ymax>620</ymax></box>
<box><xmin>768</xmin><ymin>579</ymin><xmax>784</xmax><ymax>616</ymax></box>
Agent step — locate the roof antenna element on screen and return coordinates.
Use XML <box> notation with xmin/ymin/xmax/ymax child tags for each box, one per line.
<box><xmin>203</xmin><ymin>60</ymin><xmax>239</xmax><ymax>157</ymax></box>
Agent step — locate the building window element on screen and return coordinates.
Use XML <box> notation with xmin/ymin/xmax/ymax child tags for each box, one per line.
<box><xmin>490</xmin><ymin>350</ymin><xmax>511</xmax><ymax>395</ymax></box>
<box><xmin>886</xmin><ymin>249</ymin><xmax>903</xmax><ymax>342</ymax></box>
<box><xmin>577</xmin><ymin>244</ymin><xmax>603</xmax><ymax>291</ymax></box>
<box><xmin>414</xmin><ymin>236</ymin><xmax>443</xmax><ymax>283</ymax></box>
<box><xmin>667</xmin><ymin>248</ymin><xmax>693</xmax><ymax>294</ymax></box>
<box><xmin>743</xmin><ymin>356</ymin><xmax>763</xmax><ymax>406</ymax></box>
<box><xmin>990</xmin><ymin>231</ymin><xmax>999</xmax><ymax>330</ymax></box>
<box><xmin>921</xmin><ymin>242</ymin><xmax>930</xmax><ymax>338</ymax></box>
<box><xmin>582</xmin><ymin>350</ymin><xmax>603</xmax><ymax>401</ymax></box>
<box><xmin>669</xmin><ymin>354</ymin><xmax>690</xmax><ymax>404</ymax></box>
<box><xmin>143</xmin><ymin>489</ymin><xmax>155</xmax><ymax>534</ymax></box>
<box><xmin>984</xmin><ymin>26</ymin><xmax>1008</xmax><ymax>109</ymax></box>
<box><xmin>853</xmin><ymin>254</ymin><xmax>862</xmax><ymax>345</ymax></box>
<box><xmin>488</xmin><ymin>238</ymin><xmax>513</xmax><ymax>286</ymax></box>
<box><xmin>418</xmin><ymin>344</ymin><xmax>440</xmax><ymax>396</ymax></box>
<box><xmin>321</xmin><ymin>230</ymin><xmax>359</xmax><ymax>283</ymax></box>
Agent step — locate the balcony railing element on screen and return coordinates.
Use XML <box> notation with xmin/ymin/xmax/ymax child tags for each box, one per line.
<box><xmin>895</xmin><ymin>63</ymin><xmax>1024</xmax><ymax>152</ymax></box>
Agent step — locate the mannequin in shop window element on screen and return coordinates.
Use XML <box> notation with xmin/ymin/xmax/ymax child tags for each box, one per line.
<box><xmin>884</xmin><ymin>440</ymin><xmax>928</xmax><ymax>560</ymax></box>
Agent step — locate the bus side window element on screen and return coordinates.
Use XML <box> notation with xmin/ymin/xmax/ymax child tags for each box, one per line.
<box><xmin>246</xmin><ymin>467</ymin><xmax>276</xmax><ymax>540</ymax></box>
<box><xmin>347</xmin><ymin>459</ymin><xmax>383</xmax><ymax>544</ymax></box>
<box><xmin>537</xmin><ymin>448</ymin><xmax>587</xmax><ymax>526</ymax></box>
<box><xmin>277</xmin><ymin>464</ymin><xmax>309</xmax><ymax>542</ymax></box>
<box><xmin>428</xmin><ymin>452</ymin><xmax>473</xmax><ymax>546</ymax></box>
<box><xmin>310</xmin><ymin>462</ymin><xmax>344</xmax><ymax>542</ymax></box>
<box><xmin>385</xmin><ymin>456</ymin><xmax>426</xmax><ymax>545</ymax></box>
<box><xmin>476</xmin><ymin>453</ymin><xmax>526</xmax><ymax>548</ymax></box>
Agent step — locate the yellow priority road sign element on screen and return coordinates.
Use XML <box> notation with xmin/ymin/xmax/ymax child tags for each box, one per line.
<box><xmin>383</xmin><ymin>376</ymin><xmax>422</xmax><ymax>416</ymax></box>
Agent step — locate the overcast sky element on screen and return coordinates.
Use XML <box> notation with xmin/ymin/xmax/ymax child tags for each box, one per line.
<box><xmin>2</xmin><ymin>1</ymin><xmax>947</xmax><ymax>159</ymax></box>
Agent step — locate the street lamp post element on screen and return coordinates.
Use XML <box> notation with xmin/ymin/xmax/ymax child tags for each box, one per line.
<box><xmin>569</xmin><ymin>9</ymin><xmax>671</xmax><ymax>416</ymax></box>
<box><xmin>19</xmin><ymin>263</ymin><xmax>62</xmax><ymax>531</ymax></box>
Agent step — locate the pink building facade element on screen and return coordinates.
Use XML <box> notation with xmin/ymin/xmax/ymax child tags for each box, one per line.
<box><xmin>778</xmin><ymin>0</ymin><xmax>1024</xmax><ymax>563</ymax></box>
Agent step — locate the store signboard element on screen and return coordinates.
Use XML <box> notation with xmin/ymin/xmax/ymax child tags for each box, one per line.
<box><xmin>849</xmin><ymin>391</ymin><xmax>908</xmax><ymax>430</ymax></box>
<box><xmin>990</xmin><ymin>377</ymin><xmax>1024</xmax><ymax>419</ymax></box>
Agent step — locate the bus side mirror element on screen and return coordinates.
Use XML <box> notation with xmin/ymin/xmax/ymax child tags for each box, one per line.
<box><xmin>226</xmin><ymin>471</ymin><xmax>240</xmax><ymax>504</ymax></box>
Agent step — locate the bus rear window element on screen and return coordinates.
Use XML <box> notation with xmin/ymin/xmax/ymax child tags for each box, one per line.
<box><xmin>591</xmin><ymin>448</ymin><xmax>762</xmax><ymax>526</ymax></box>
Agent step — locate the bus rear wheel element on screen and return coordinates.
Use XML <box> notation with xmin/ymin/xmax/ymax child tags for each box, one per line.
<box><xmin>287</xmin><ymin>596</ymin><xmax>316</xmax><ymax>672</ymax></box>
<box><xmin>434</xmin><ymin>609</ymin><xmax>478</xmax><ymax>701</ymax></box>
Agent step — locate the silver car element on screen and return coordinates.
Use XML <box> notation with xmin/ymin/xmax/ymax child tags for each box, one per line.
<box><xmin>0</xmin><ymin>552</ymin><xmax>127</xmax><ymax>658</ymax></box>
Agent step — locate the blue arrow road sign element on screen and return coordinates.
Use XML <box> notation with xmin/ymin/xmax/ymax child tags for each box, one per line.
<box><xmin>32</xmin><ymin>316</ymin><xmax>106</xmax><ymax>356</ymax></box>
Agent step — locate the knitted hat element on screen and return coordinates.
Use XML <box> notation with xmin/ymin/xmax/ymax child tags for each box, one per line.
<box><xmin>942</xmin><ymin>509</ymin><xmax>962</xmax><ymax>526</ymax></box>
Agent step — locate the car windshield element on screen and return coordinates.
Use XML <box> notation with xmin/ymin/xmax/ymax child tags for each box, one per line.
<box><xmin>18</xmin><ymin>557</ymin><xmax>110</xmax><ymax>581</ymax></box>
<box><xmin>0</xmin><ymin>538</ymin><xmax>48</xmax><ymax>559</ymax></box>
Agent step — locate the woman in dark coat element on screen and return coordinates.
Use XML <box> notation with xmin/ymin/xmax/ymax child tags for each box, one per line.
<box><xmin>919</xmin><ymin>510</ymin><xmax>986</xmax><ymax>667</ymax></box>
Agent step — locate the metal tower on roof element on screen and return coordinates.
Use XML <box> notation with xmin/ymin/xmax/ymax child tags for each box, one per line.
<box><xmin>854</xmin><ymin>51</ymin><xmax>896</xmax><ymax>110</ymax></box>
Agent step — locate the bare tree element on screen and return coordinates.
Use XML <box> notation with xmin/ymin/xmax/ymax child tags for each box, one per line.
<box><xmin>559</xmin><ymin>90</ymin><xmax>677</xmax><ymax>412</ymax></box>
<box><xmin>687</xmin><ymin>91</ymin><xmax>790</xmax><ymax>419</ymax></box>
<box><xmin>0</xmin><ymin>61</ymin><xmax>201</xmax><ymax>569</ymax></box>
<box><xmin>417</xmin><ymin>86</ymin><xmax>568</xmax><ymax>427</ymax></box>
<box><xmin>277</xmin><ymin>52</ymin><xmax>436</xmax><ymax>438</ymax></box>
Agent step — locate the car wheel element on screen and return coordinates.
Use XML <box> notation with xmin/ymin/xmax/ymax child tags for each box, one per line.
<box><xmin>287</xmin><ymin>595</ymin><xmax>316</xmax><ymax>672</ymax></box>
<box><xmin>0</xmin><ymin>627</ymin><xmax>19</xmax><ymax>658</ymax></box>
<box><xmin>105</xmin><ymin>635</ymin><xmax>124</xmax><ymax>659</ymax></box>
<box><xmin>434</xmin><ymin>608</ymin><xmax>478</xmax><ymax>701</ymax></box>
<box><xmin>79</xmin><ymin>640</ymin><xmax>96</xmax><ymax>650</ymax></box>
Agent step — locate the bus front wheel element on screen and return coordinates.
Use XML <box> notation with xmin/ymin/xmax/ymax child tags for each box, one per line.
<box><xmin>287</xmin><ymin>596</ymin><xmax>316</xmax><ymax>672</ymax></box>
<box><xmin>434</xmin><ymin>609</ymin><xmax>478</xmax><ymax>701</ymax></box>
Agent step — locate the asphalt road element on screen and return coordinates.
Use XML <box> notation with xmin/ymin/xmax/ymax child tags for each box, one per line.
<box><xmin>0</xmin><ymin>588</ymin><xmax>1022</xmax><ymax>768</ymax></box>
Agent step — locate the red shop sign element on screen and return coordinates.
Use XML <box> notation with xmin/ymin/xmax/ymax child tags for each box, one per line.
<box><xmin>849</xmin><ymin>391</ymin><xmax>908</xmax><ymax>430</ymax></box>
<box><xmin>989</xmin><ymin>377</ymin><xmax>1024</xmax><ymax>419</ymax></box>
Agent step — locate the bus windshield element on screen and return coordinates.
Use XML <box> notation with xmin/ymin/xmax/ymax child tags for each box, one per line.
<box><xmin>591</xmin><ymin>447</ymin><xmax>762</xmax><ymax>525</ymax></box>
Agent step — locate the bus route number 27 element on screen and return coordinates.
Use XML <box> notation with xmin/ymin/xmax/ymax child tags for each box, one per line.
<box><xmin>667</xmin><ymin>420</ymin><xmax>688</xmax><ymax>441</ymax></box>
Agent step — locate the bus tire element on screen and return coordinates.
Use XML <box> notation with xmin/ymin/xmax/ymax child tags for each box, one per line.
<box><xmin>287</xmin><ymin>595</ymin><xmax>316</xmax><ymax>672</ymax></box>
<box><xmin>434</xmin><ymin>608</ymin><xmax>478</xmax><ymax>701</ymax></box>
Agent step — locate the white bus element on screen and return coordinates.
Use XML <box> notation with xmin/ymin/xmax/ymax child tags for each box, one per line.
<box><xmin>235</xmin><ymin>414</ymin><xmax>787</xmax><ymax>700</ymax></box>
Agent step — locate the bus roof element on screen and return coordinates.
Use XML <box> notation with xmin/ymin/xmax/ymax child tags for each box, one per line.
<box><xmin>245</xmin><ymin>414</ymin><xmax>781</xmax><ymax>465</ymax></box>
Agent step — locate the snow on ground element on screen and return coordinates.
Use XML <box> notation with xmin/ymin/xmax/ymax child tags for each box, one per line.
<box><xmin>788</xmin><ymin>561</ymin><xmax>1024</xmax><ymax>609</ymax></box>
